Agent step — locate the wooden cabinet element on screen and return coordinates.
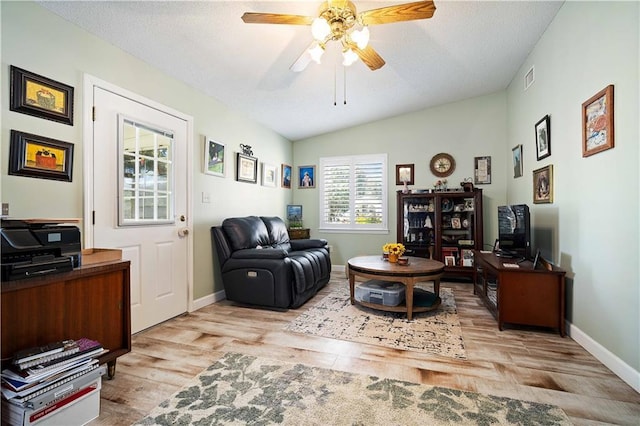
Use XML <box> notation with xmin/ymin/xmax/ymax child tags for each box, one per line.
<box><xmin>397</xmin><ymin>189</ymin><xmax>483</xmax><ymax>279</ymax></box>
<box><xmin>1</xmin><ymin>260</ymin><xmax>131</xmax><ymax>378</ymax></box>
<box><xmin>473</xmin><ymin>251</ymin><xmax>566</xmax><ymax>336</ymax></box>
<box><xmin>288</xmin><ymin>228</ymin><xmax>310</xmax><ymax>240</ymax></box>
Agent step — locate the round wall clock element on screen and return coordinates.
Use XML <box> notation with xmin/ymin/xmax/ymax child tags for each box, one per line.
<box><xmin>430</xmin><ymin>153</ymin><xmax>455</xmax><ymax>177</ymax></box>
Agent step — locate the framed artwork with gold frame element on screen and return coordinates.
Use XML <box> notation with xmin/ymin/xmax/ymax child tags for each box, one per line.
<box><xmin>10</xmin><ymin>66</ymin><xmax>74</xmax><ymax>126</ymax></box>
<box><xmin>582</xmin><ymin>85</ymin><xmax>614</xmax><ymax>157</ymax></box>
<box><xmin>533</xmin><ymin>164</ymin><xmax>553</xmax><ymax>204</ymax></box>
<box><xmin>9</xmin><ymin>130</ymin><xmax>74</xmax><ymax>182</ymax></box>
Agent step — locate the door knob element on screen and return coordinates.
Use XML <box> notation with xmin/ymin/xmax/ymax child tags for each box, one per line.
<box><xmin>178</xmin><ymin>228</ymin><xmax>189</xmax><ymax>237</ymax></box>
<box><xmin>179</xmin><ymin>215</ymin><xmax>186</xmax><ymax>222</ymax></box>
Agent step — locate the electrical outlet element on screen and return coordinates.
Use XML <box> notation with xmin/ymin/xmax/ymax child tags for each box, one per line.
<box><xmin>1</xmin><ymin>203</ymin><xmax>8</xmax><ymax>216</ymax></box>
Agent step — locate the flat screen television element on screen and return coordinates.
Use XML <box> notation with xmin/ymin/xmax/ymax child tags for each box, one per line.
<box><xmin>497</xmin><ymin>204</ymin><xmax>531</xmax><ymax>258</ymax></box>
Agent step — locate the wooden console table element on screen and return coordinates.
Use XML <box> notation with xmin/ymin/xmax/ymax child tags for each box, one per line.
<box><xmin>288</xmin><ymin>228</ymin><xmax>310</xmax><ymax>240</ymax></box>
<box><xmin>473</xmin><ymin>251</ymin><xmax>566</xmax><ymax>336</ymax></box>
<box><xmin>1</xmin><ymin>259</ymin><xmax>131</xmax><ymax>378</ymax></box>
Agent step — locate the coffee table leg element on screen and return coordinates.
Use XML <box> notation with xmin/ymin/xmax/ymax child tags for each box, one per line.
<box><xmin>349</xmin><ymin>269</ymin><xmax>356</xmax><ymax>305</ymax></box>
<box><xmin>434</xmin><ymin>277</ymin><xmax>440</xmax><ymax>297</ymax></box>
<box><xmin>405</xmin><ymin>281</ymin><xmax>413</xmax><ymax>321</ymax></box>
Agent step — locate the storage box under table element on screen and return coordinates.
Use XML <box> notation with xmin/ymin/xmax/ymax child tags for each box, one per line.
<box><xmin>355</xmin><ymin>280</ymin><xmax>406</xmax><ymax>306</ymax></box>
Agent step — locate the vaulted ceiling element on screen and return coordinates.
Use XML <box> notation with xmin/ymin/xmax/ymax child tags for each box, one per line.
<box><xmin>39</xmin><ymin>1</ymin><xmax>563</xmax><ymax>141</ymax></box>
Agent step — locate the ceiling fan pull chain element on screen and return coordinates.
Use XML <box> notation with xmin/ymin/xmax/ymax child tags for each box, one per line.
<box><xmin>334</xmin><ymin>65</ymin><xmax>337</xmax><ymax>106</ymax></box>
<box><xmin>344</xmin><ymin>66</ymin><xmax>347</xmax><ymax>105</ymax></box>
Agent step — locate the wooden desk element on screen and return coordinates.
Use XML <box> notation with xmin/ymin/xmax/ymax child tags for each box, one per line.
<box><xmin>473</xmin><ymin>251</ymin><xmax>566</xmax><ymax>336</ymax></box>
<box><xmin>347</xmin><ymin>255</ymin><xmax>444</xmax><ymax>320</ymax></box>
<box><xmin>1</xmin><ymin>260</ymin><xmax>131</xmax><ymax>378</ymax></box>
<box><xmin>288</xmin><ymin>228</ymin><xmax>310</xmax><ymax>240</ymax></box>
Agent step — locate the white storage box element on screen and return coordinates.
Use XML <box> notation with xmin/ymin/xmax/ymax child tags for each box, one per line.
<box><xmin>355</xmin><ymin>280</ymin><xmax>406</xmax><ymax>306</ymax></box>
<box><xmin>2</xmin><ymin>377</ymin><xmax>101</xmax><ymax>426</ymax></box>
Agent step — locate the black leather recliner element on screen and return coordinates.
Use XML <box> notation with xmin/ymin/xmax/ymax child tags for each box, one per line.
<box><xmin>211</xmin><ymin>216</ymin><xmax>331</xmax><ymax>309</ymax></box>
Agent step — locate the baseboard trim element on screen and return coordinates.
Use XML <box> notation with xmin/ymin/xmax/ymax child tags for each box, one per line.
<box><xmin>568</xmin><ymin>321</ymin><xmax>640</xmax><ymax>393</ymax></box>
<box><xmin>192</xmin><ymin>289</ymin><xmax>226</xmax><ymax>312</ymax></box>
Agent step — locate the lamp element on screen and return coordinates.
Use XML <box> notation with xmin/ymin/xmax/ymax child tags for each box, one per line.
<box><xmin>308</xmin><ymin>42</ymin><xmax>325</xmax><ymax>64</ymax></box>
<box><xmin>342</xmin><ymin>48</ymin><xmax>358</xmax><ymax>67</ymax></box>
<box><xmin>350</xmin><ymin>26</ymin><xmax>369</xmax><ymax>49</ymax></box>
<box><xmin>311</xmin><ymin>17</ymin><xmax>331</xmax><ymax>41</ymax></box>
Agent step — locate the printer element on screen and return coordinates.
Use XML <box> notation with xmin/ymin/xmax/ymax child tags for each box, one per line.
<box><xmin>1</xmin><ymin>219</ymin><xmax>81</xmax><ymax>281</ymax></box>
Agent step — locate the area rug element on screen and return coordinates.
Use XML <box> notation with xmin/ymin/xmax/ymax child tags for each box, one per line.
<box><xmin>285</xmin><ymin>283</ymin><xmax>466</xmax><ymax>359</ymax></box>
<box><xmin>134</xmin><ymin>352</ymin><xmax>572</xmax><ymax>425</ymax></box>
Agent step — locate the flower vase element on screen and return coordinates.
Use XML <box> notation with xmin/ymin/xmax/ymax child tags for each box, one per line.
<box><xmin>388</xmin><ymin>253</ymin><xmax>399</xmax><ymax>263</ymax></box>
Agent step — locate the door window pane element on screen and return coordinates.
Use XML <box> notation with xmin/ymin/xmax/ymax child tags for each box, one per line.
<box><xmin>119</xmin><ymin>117</ymin><xmax>174</xmax><ymax>225</ymax></box>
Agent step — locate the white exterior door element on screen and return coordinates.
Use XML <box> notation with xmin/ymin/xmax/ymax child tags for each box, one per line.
<box><xmin>90</xmin><ymin>85</ymin><xmax>190</xmax><ymax>334</ymax></box>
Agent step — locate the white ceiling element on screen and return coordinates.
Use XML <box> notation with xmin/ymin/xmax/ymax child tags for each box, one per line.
<box><xmin>39</xmin><ymin>1</ymin><xmax>563</xmax><ymax>141</ymax></box>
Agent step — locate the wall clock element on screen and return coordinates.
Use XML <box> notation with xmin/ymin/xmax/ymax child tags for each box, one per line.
<box><xmin>430</xmin><ymin>153</ymin><xmax>455</xmax><ymax>177</ymax></box>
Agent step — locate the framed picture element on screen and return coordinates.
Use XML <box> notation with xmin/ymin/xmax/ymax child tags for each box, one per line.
<box><xmin>9</xmin><ymin>130</ymin><xmax>74</xmax><ymax>182</ymax></box>
<box><xmin>261</xmin><ymin>163</ymin><xmax>277</xmax><ymax>187</ymax></box>
<box><xmin>582</xmin><ymin>85</ymin><xmax>614</xmax><ymax>157</ymax></box>
<box><xmin>281</xmin><ymin>164</ymin><xmax>292</xmax><ymax>189</ymax></box>
<box><xmin>461</xmin><ymin>249</ymin><xmax>474</xmax><ymax>267</ymax></box>
<box><xmin>533</xmin><ymin>164</ymin><xmax>553</xmax><ymax>204</ymax></box>
<box><xmin>204</xmin><ymin>137</ymin><xmax>225</xmax><ymax>177</ymax></box>
<box><xmin>444</xmin><ymin>256</ymin><xmax>456</xmax><ymax>267</ymax></box>
<box><xmin>451</xmin><ymin>217</ymin><xmax>461</xmax><ymax>229</ymax></box>
<box><xmin>395</xmin><ymin>163</ymin><xmax>414</xmax><ymax>185</ymax></box>
<box><xmin>535</xmin><ymin>115</ymin><xmax>551</xmax><ymax>160</ymax></box>
<box><xmin>10</xmin><ymin>66</ymin><xmax>74</xmax><ymax>126</ymax></box>
<box><xmin>236</xmin><ymin>152</ymin><xmax>258</xmax><ymax>183</ymax></box>
<box><xmin>298</xmin><ymin>165</ymin><xmax>315</xmax><ymax>188</ymax></box>
<box><xmin>512</xmin><ymin>144</ymin><xmax>523</xmax><ymax>178</ymax></box>
<box><xmin>287</xmin><ymin>204</ymin><xmax>303</xmax><ymax>228</ymax></box>
<box><xmin>474</xmin><ymin>156</ymin><xmax>491</xmax><ymax>184</ymax></box>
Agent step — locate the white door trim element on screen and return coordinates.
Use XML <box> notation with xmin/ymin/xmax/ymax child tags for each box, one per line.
<box><xmin>82</xmin><ymin>74</ymin><xmax>195</xmax><ymax>314</ymax></box>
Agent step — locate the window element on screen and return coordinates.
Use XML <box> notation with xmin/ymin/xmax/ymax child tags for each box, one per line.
<box><xmin>319</xmin><ymin>154</ymin><xmax>387</xmax><ymax>232</ymax></box>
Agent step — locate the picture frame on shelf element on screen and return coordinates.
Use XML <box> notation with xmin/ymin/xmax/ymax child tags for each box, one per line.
<box><xmin>261</xmin><ymin>163</ymin><xmax>277</xmax><ymax>187</ymax></box>
<box><xmin>281</xmin><ymin>164</ymin><xmax>292</xmax><ymax>188</ymax></box>
<box><xmin>395</xmin><ymin>163</ymin><xmax>414</xmax><ymax>185</ymax></box>
<box><xmin>582</xmin><ymin>84</ymin><xmax>614</xmax><ymax>157</ymax></box>
<box><xmin>474</xmin><ymin>156</ymin><xmax>491</xmax><ymax>184</ymax></box>
<box><xmin>533</xmin><ymin>164</ymin><xmax>553</xmax><ymax>204</ymax></box>
<box><xmin>451</xmin><ymin>217</ymin><xmax>461</xmax><ymax>229</ymax></box>
<box><xmin>9</xmin><ymin>130</ymin><xmax>74</xmax><ymax>182</ymax></box>
<box><xmin>444</xmin><ymin>256</ymin><xmax>456</xmax><ymax>267</ymax></box>
<box><xmin>512</xmin><ymin>144</ymin><xmax>523</xmax><ymax>178</ymax></box>
<box><xmin>236</xmin><ymin>152</ymin><xmax>258</xmax><ymax>183</ymax></box>
<box><xmin>287</xmin><ymin>204</ymin><xmax>303</xmax><ymax>228</ymax></box>
<box><xmin>10</xmin><ymin>66</ymin><xmax>74</xmax><ymax>126</ymax></box>
<box><xmin>203</xmin><ymin>137</ymin><xmax>225</xmax><ymax>177</ymax></box>
<box><xmin>535</xmin><ymin>115</ymin><xmax>551</xmax><ymax>160</ymax></box>
<box><xmin>298</xmin><ymin>165</ymin><xmax>315</xmax><ymax>188</ymax></box>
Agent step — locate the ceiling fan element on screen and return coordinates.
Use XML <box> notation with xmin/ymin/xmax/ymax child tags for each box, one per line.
<box><xmin>241</xmin><ymin>0</ymin><xmax>436</xmax><ymax>72</ymax></box>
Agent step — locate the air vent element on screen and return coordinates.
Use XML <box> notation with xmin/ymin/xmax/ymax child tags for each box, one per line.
<box><xmin>524</xmin><ymin>66</ymin><xmax>535</xmax><ymax>90</ymax></box>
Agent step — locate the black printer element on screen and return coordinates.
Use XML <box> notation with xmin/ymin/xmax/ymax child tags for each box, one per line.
<box><xmin>1</xmin><ymin>219</ymin><xmax>81</xmax><ymax>281</ymax></box>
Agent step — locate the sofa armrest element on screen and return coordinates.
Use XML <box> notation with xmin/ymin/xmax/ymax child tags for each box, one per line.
<box><xmin>290</xmin><ymin>239</ymin><xmax>328</xmax><ymax>250</ymax></box>
<box><xmin>231</xmin><ymin>247</ymin><xmax>288</xmax><ymax>260</ymax></box>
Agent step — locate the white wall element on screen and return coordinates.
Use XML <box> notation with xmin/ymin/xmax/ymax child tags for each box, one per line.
<box><xmin>294</xmin><ymin>91</ymin><xmax>508</xmax><ymax>266</ymax></box>
<box><xmin>506</xmin><ymin>2</ymin><xmax>639</xmax><ymax>385</ymax></box>
<box><xmin>1</xmin><ymin>2</ymin><xmax>293</xmax><ymax>299</ymax></box>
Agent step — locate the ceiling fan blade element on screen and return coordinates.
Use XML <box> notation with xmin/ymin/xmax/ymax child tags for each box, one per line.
<box><xmin>351</xmin><ymin>44</ymin><xmax>386</xmax><ymax>71</ymax></box>
<box><xmin>241</xmin><ymin>12</ymin><xmax>314</xmax><ymax>25</ymax></box>
<box><xmin>359</xmin><ymin>1</ymin><xmax>436</xmax><ymax>25</ymax></box>
<box><xmin>290</xmin><ymin>46</ymin><xmax>313</xmax><ymax>73</ymax></box>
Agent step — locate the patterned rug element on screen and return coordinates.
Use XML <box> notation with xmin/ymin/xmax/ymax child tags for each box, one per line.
<box><xmin>135</xmin><ymin>352</ymin><xmax>572</xmax><ymax>425</ymax></box>
<box><xmin>285</xmin><ymin>283</ymin><xmax>466</xmax><ymax>359</ymax></box>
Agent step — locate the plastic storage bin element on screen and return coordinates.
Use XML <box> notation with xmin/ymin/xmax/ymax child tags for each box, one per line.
<box><xmin>355</xmin><ymin>280</ymin><xmax>406</xmax><ymax>306</ymax></box>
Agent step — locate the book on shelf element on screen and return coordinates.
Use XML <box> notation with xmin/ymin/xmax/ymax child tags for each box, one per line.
<box><xmin>12</xmin><ymin>340</ymin><xmax>76</xmax><ymax>367</ymax></box>
<box><xmin>14</xmin><ymin>340</ymin><xmax>80</xmax><ymax>371</ymax></box>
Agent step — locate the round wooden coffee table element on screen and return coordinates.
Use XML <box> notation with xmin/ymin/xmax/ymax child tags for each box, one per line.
<box><xmin>347</xmin><ymin>255</ymin><xmax>445</xmax><ymax>320</ymax></box>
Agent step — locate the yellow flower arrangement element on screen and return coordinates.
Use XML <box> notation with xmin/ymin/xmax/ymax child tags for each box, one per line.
<box><xmin>382</xmin><ymin>242</ymin><xmax>406</xmax><ymax>256</ymax></box>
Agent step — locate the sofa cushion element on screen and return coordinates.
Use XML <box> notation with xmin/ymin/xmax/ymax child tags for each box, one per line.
<box><xmin>261</xmin><ymin>216</ymin><xmax>290</xmax><ymax>247</ymax></box>
<box><xmin>222</xmin><ymin>216</ymin><xmax>271</xmax><ymax>251</ymax></box>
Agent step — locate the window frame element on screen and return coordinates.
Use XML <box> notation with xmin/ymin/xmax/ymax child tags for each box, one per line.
<box><xmin>318</xmin><ymin>153</ymin><xmax>388</xmax><ymax>234</ymax></box>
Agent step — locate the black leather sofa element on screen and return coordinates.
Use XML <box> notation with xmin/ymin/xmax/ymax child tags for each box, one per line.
<box><xmin>211</xmin><ymin>216</ymin><xmax>331</xmax><ymax>309</ymax></box>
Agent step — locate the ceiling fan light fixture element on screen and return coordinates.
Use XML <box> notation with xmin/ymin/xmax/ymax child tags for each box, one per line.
<box><xmin>351</xmin><ymin>26</ymin><xmax>369</xmax><ymax>49</ymax></box>
<box><xmin>311</xmin><ymin>17</ymin><xmax>331</xmax><ymax>41</ymax></box>
<box><xmin>308</xmin><ymin>43</ymin><xmax>325</xmax><ymax>64</ymax></box>
<box><xmin>342</xmin><ymin>48</ymin><xmax>359</xmax><ymax>66</ymax></box>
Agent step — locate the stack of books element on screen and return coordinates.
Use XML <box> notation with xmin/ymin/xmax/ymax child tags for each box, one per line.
<box><xmin>1</xmin><ymin>338</ymin><xmax>107</xmax><ymax>418</ymax></box>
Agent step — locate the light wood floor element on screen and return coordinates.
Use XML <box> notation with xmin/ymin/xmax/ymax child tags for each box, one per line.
<box><xmin>91</xmin><ymin>277</ymin><xmax>640</xmax><ymax>425</ymax></box>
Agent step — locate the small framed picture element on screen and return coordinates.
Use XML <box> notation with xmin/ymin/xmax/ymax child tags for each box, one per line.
<box><xmin>444</xmin><ymin>256</ymin><xmax>456</xmax><ymax>267</ymax></box>
<box><xmin>281</xmin><ymin>164</ymin><xmax>292</xmax><ymax>188</ymax></box>
<box><xmin>395</xmin><ymin>163</ymin><xmax>414</xmax><ymax>185</ymax></box>
<box><xmin>533</xmin><ymin>164</ymin><xmax>553</xmax><ymax>204</ymax></box>
<box><xmin>9</xmin><ymin>130</ymin><xmax>74</xmax><ymax>182</ymax></box>
<box><xmin>512</xmin><ymin>144</ymin><xmax>523</xmax><ymax>178</ymax></box>
<box><xmin>474</xmin><ymin>156</ymin><xmax>491</xmax><ymax>184</ymax></box>
<box><xmin>204</xmin><ymin>137</ymin><xmax>225</xmax><ymax>177</ymax></box>
<box><xmin>451</xmin><ymin>217</ymin><xmax>461</xmax><ymax>229</ymax></box>
<box><xmin>298</xmin><ymin>165</ymin><xmax>315</xmax><ymax>188</ymax></box>
<box><xmin>261</xmin><ymin>163</ymin><xmax>277</xmax><ymax>187</ymax></box>
<box><xmin>10</xmin><ymin>66</ymin><xmax>74</xmax><ymax>126</ymax></box>
<box><xmin>236</xmin><ymin>153</ymin><xmax>258</xmax><ymax>184</ymax></box>
<box><xmin>535</xmin><ymin>115</ymin><xmax>551</xmax><ymax>160</ymax></box>
<box><xmin>582</xmin><ymin>84</ymin><xmax>614</xmax><ymax>157</ymax></box>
